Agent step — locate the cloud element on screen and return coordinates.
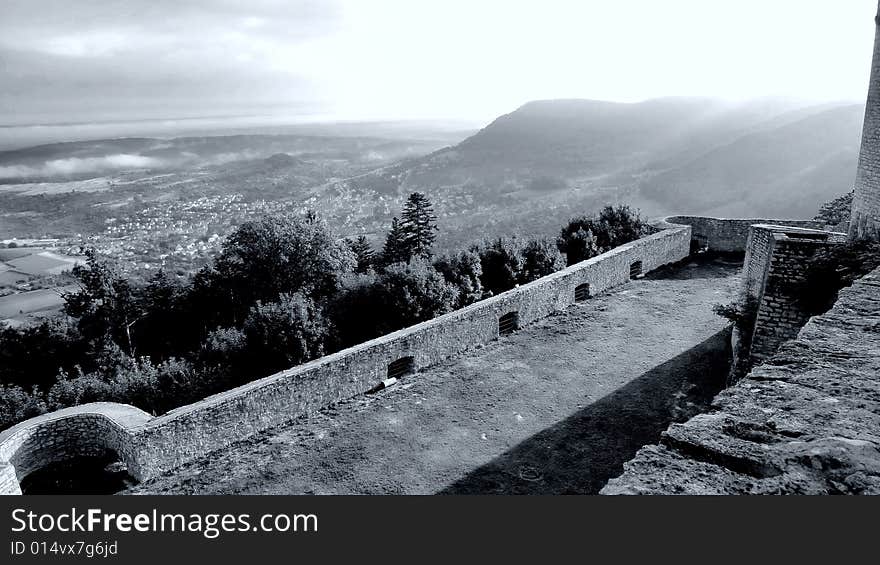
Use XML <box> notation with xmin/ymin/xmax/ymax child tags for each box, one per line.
<box><xmin>0</xmin><ymin>154</ymin><xmax>164</xmax><ymax>179</ymax></box>
<box><xmin>0</xmin><ymin>0</ymin><xmax>874</xmax><ymax>126</ymax></box>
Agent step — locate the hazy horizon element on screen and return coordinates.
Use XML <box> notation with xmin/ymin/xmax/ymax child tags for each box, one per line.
<box><xmin>1</xmin><ymin>0</ymin><xmax>877</xmax><ymax>132</ymax></box>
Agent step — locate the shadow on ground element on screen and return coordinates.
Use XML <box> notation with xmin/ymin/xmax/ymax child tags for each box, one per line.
<box><xmin>647</xmin><ymin>253</ymin><xmax>743</xmax><ymax>281</ymax></box>
<box><xmin>438</xmin><ymin>328</ymin><xmax>732</xmax><ymax>495</ymax></box>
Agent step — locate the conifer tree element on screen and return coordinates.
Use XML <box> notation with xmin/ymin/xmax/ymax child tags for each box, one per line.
<box><xmin>348</xmin><ymin>235</ymin><xmax>375</xmax><ymax>273</ymax></box>
<box><xmin>382</xmin><ymin>217</ymin><xmax>410</xmax><ymax>265</ymax></box>
<box><xmin>400</xmin><ymin>192</ymin><xmax>438</xmax><ymax>259</ymax></box>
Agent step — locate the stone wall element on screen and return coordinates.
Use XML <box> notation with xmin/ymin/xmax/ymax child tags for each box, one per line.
<box><xmin>601</xmin><ymin>266</ymin><xmax>880</xmax><ymax>495</ymax></box>
<box><xmin>662</xmin><ymin>216</ymin><xmax>824</xmax><ymax>253</ymax></box>
<box><xmin>741</xmin><ymin>225</ymin><xmax>846</xmax><ymax>364</ymax></box>
<box><xmin>0</xmin><ymin>224</ymin><xmax>692</xmax><ymax>494</ymax></box>
<box><xmin>851</xmin><ymin>2</ymin><xmax>880</xmax><ymax>241</ymax></box>
<box><xmin>0</xmin><ymin>404</ymin><xmax>151</xmax><ymax>495</ymax></box>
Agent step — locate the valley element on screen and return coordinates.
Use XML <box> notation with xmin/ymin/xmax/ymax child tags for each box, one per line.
<box><xmin>0</xmin><ymin>97</ymin><xmax>863</xmax><ymax>289</ymax></box>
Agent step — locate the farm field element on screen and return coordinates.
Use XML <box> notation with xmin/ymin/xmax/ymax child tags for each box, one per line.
<box><xmin>0</xmin><ymin>286</ymin><xmax>75</xmax><ymax>321</ymax></box>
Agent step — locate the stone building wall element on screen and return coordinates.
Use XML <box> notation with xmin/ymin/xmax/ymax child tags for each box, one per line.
<box><xmin>851</xmin><ymin>2</ymin><xmax>880</xmax><ymax>241</ymax></box>
<box><xmin>740</xmin><ymin>225</ymin><xmax>846</xmax><ymax>365</ymax></box>
<box><xmin>0</xmin><ymin>224</ymin><xmax>692</xmax><ymax>494</ymax></box>
<box><xmin>601</xmin><ymin>265</ymin><xmax>880</xmax><ymax>495</ymax></box>
<box><xmin>662</xmin><ymin>216</ymin><xmax>823</xmax><ymax>253</ymax></box>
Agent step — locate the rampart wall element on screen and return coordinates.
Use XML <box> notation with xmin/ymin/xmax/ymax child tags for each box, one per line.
<box><xmin>0</xmin><ymin>223</ymin><xmax>693</xmax><ymax>494</ymax></box>
<box><xmin>662</xmin><ymin>216</ymin><xmax>824</xmax><ymax>253</ymax></box>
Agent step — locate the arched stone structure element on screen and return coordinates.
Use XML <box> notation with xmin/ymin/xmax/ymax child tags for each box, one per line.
<box><xmin>0</xmin><ymin>403</ymin><xmax>151</xmax><ymax>495</ymax></box>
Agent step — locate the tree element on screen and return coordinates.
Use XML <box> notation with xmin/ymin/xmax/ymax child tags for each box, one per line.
<box><xmin>133</xmin><ymin>270</ymin><xmax>194</xmax><ymax>359</ymax></box>
<box><xmin>519</xmin><ymin>238</ymin><xmax>565</xmax><ymax>283</ymax></box>
<box><xmin>381</xmin><ymin>217</ymin><xmax>410</xmax><ymax>266</ymax></box>
<box><xmin>556</xmin><ymin>224</ymin><xmax>600</xmax><ymax>266</ymax></box>
<box><xmin>330</xmin><ymin>261</ymin><xmax>458</xmax><ymax>347</ymax></box>
<box><xmin>400</xmin><ymin>192</ymin><xmax>438</xmax><ymax>259</ymax></box>
<box><xmin>209</xmin><ymin>213</ymin><xmax>356</xmax><ymax>324</ymax></box>
<box><xmin>63</xmin><ymin>249</ymin><xmax>144</xmax><ymax>355</ymax></box>
<box><xmin>0</xmin><ymin>319</ymin><xmax>84</xmax><ymax>391</ymax></box>
<box><xmin>594</xmin><ymin>205</ymin><xmax>647</xmax><ymax>250</ymax></box>
<box><xmin>477</xmin><ymin>238</ymin><xmax>523</xmax><ymax>295</ymax></box>
<box><xmin>347</xmin><ymin>235</ymin><xmax>375</xmax><ymax>273</ymax></box>
<box><xmin>373</xmin><ymin>259</ymin><xmax>458</xmax><ymax>331</ymax></box>
<box><xmin>434</xmin><ymin>250</ymin><xmax>483</xmax><ymax>307</ymax></box>
<box><xmin>242</xmin><ymin>293</ymin><xmax>330</xmax><ymax>375</ymax></box>
<box><xmin>0</xmin><ymin>384</ymin><xmax>46</xmax><ymax>431</ymax></box>
<box><xmin>557</xmin><ymin>205</ymin><xmax>646</xmax><ymax>266</ymax></box>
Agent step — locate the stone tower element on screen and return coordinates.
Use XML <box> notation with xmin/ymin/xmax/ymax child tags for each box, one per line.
<box><xmin>851</xmin><ymin>1</ymin><xmax>880</xmax><ymax>241</ymax></box>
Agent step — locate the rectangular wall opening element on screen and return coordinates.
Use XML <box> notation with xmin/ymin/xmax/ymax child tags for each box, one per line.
<box><xmin>387</xmin><ymin>356</ymin><xmax>415</xmax><ymax>380</ymax></box>
<box><xmin>498</xmin><ymin>311</ymin><xmax>520</xmax><ymax>336</ymax></box>
<box><xmin>574</xmin><ymin>283</ymin><xmax>591</xmax><ymax>302</ymax></box>
<box><xmin>629</xmin><ymin>261</ymin><xmax>643</xmax><ymax>279</ymax></box>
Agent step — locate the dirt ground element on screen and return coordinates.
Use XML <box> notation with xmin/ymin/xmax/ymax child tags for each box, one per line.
<box><xmin>129</xmin><ymin>258</ymin><xmax>741</xmax><ymax>495</ymax></box>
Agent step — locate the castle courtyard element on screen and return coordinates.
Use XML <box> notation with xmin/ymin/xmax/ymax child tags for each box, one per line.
<box><xmin>129</xmin><ymin>258</ymin><xmax>739</xmax><ymax>495</ymax></box>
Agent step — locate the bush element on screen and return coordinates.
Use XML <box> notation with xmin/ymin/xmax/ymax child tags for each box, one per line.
<box><xmin>200</xmin><ymin>326</ymin><xmax>248</xmax><ymax>369</ymax></box>
<box><xmin>0</xmin><ymin>319</ymin><xmax>86</xmax><ymax>390</ymax></box>
<box><xmin>434</xmin><ymin>250</ymin><xmax>484</xmax><ymax>307</ymax></box>
<box><xmin>242</xmin><ymin>293</ymin><xmax>330</xmax><ymax>375</ymax></box>
<box><xmin>476</xmin><ymin>238</ymin><xmax>523</xmax><ymax>295</ymax></box>
<box><xmin>557</xmin><ymin>205</ymin><xmax>649</xmax><ymax>265</ymax></box>
<box><xmin>373</xmin><ymin>259</ymin><xmax>459</xmax><ymax>331</ymax></box>
<box><xmin>330</xmin><ymin>261</ymin><xmax>458</xmax><ymax>347</ymax></box>
<box><xmin>208</xmin><ymin>213</ymin><xmax>356</xmax><ymax>324</ymax></box>
<box><xmin>0</xmin><ymin>384</ymin><xmax>46</xmax><ymax>431</ymax></box>
<box><xmin>814</xmin><ymin>191</ymin><xmax>853</xmax><ymax>228</ymax></box>
<box><xmin>47</xmin><ymin>357</ymin><xmax>217</xmax><ymax>416</ymax></box>
<box><xmin>519</xmin><ymin>238</ymin><xmax>565</xmax><ymax>284</ymax></box>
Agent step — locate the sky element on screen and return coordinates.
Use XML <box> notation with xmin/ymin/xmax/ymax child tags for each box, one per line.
<box><xmin>0</xmin><ymin>0</ymin><xmax>878</xmax><ymax>126</ymax></box>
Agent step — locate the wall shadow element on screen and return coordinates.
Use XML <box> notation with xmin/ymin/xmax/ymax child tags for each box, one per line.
<box><xmin>438</xmin><ymin>328</ymin><xmax>732</xmax><ymax>495</ymax></box>
<box><xmin>647</xmin><ymin>255</ymin><xmax>742</xmax><ymax>281</ymax></box>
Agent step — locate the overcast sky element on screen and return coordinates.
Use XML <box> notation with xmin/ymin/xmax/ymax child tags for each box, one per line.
<box><xmin>1</xmin><ymin>0</ymin><xmax>877</xmax><ymax>125</ymax></box>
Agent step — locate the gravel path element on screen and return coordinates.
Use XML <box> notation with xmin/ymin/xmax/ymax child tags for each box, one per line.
<box><xmin>129</xmin><ymin>259</ymin><xmax>740</xmax><ymax>495</ymax></box>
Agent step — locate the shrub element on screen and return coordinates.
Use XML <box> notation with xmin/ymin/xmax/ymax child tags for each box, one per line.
<box><xmin>713</xmin><ymin>297</ymin><xmax>760</xmax><ymax>382</ymax></box>
<box><xmin>0</xmin><ymin>384</ymin><xmax>46</xmax><ymax>431</ymax></box>
<box><xmin>519</xmin><ymin>238</ymin><xmax>565</xmax><ymax>284</ymax></box>
<box><xmin>374</xmin><ymin>259</ymin><xmax>459</xmax><ymax>330</ymax></box>
<box><xmin>814</xmin><ymin>191</ymin><xmax>853</xmax><ymax>228</ymax></box>
<box><xmin>242</xmin><ymin>293</ymin><xmax>330</xmax><ymax>375</ymax></box>
<box><xmin>557</xmin><ymin>205</ymin><xmax>649</xmax><ymax>265</ymax></box>
<box><xmin>208</xmin><ymin>213</ymin><xmax>356</xmax><ymax>323</ymax></box>
<box><xmin>433</xmin><ymin>250</ymin><xmax>483</xmax><ymax>307</ymax></box>
<box><xmin>476</xmin><ymin>238</ymin><xmax>523</xmax><ymax>295</ymax></box>
<box><xmin>330</xmin><ymin>261</ymin><xmax>458</xmax><ymax>347</ymax></box>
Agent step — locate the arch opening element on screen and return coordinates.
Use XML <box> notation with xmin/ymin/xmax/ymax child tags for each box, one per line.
<box><xmin>629</xmin><ymin>261</ymin><xmax>643</xmax><ymax>279</ymax></box>
<box><xmin>498</xmin><ymin>311</ymin><xmax>520</xmax><ymax>336</ymax></box>
<box><xmin>19</xmin><ymin>449</ymin><xmax>135</xmax><ymax>495</ymax></box>
<box><xmin>387</xmin><ymin>356</ymin><xmax>415</xmax><ymax>380</ymax></box>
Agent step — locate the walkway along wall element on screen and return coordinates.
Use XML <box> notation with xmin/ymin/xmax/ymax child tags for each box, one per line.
<box><xmin>0</xmin><ymin>223</ymin><xmax>692</xmax><ymax>494</ymax></box>
<box><xmin>601</xmin><ymin>264</ymin><xmax>880</xmax><ymax>494</ymax></box>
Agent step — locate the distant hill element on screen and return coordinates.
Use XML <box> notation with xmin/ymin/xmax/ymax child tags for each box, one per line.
<box><xmin>640</xmin><ymin>104</ymin><xmax>863</xmax><ymax>218</ymax></box>
<box><xmin>344</xmin><ymin>98</ymin><xmax>863</xmax><ymax>223</ymax></box>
